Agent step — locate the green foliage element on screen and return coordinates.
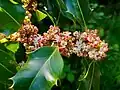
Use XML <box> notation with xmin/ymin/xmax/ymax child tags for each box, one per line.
<box><xmin>36</xmin><ymin>10</ymin><xmax>47</xmax><ymax>22</ymax></box>
<box><xmin>5</xmin><ymin>42</ymin><xmax>19</xmax><ymax>53</ymax></box>
<box><xmin>55</xmin><ymin>0</ymin><xmax>90</xmax><ymax>28</ymax></box>
<box><xmin>0</xmin><ymin>0</ymin><xmax>120</xmax><ymax>90</ymax></box>
<box><xmin>0</xmin><ymin>43</ymin><xmax>17</xmax><ymax>89</ymax></box>
<box><xmin>0</xmin><ymin>43</ymin><xmax>17</xmax><ymax>75</ymax></box>
<box><xmin>10</xmin><ymin>47</ymin><xmax>64</xmax><ymax>90</ymax></box>
<box><xmin>0</xmin><ymin>0</ymin><xmax>25</xmax><ymax>35</ymax></box>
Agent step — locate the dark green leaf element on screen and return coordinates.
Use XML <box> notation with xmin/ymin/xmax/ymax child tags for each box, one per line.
<box><xmin>92</xmin><ymin>63</ymin><xmax>100</xmax><ymax>90</ymax></box>
<box><xmin>79</xmin><ymin>61</ymin><xmax>93</xmax><ymax>81</ymax></box>
<box><xmin>55</xmin><ymin>0</ymin><xmax>90</xmax><ymax>26</ymax></box>
<box><xmin>0</xmin><ymin>43</ymin><xmax>17</xmax><ymax>82</ymax></box>
<box><xmin>0</xmin><ymin>0</ymin><xmax>25</xmax><ymax>35</ymax></box>
<box><xmin>78</xmin><ymin>62</ymin><xmax>100</xmax><ymax>90</ymax></box>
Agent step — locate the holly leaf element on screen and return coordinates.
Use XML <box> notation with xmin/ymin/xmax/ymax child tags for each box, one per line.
<box><xmin>0</xmin><ymin>0</ymin><xmax>25</xmax><ymax>35</ymax></box>
<box><xmin>10</xmin><ymin>46</ymin><xmax>64</xmax><ymax>90</ymax></box>
<box><xmin>0</xmin><ymin>43</ymin><xmax>17</xmax><ymax>82</ymax></box>
<box><xmin>55</xmin><ymin>0</ymin><xmax>90</xmax><ymax>25</ymax></box>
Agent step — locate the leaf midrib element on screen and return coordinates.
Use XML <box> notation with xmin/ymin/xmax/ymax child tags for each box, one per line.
<box><xmin>0</xmin><ymin>63</ymin><xmax>14</xmax><ymax>74</ymax></box>
<box><xmin>29</xmin><ymin>47</ymin><xmax>58</xmax><ymax>89</ymax></box>
<box><xmin>0</xmin><ymin>49</ymin><xmax>15</xmax><ymax>74</ymax></box>
<box><xmin>0</xmin><ymin>49</ymin><xmax>15</xmax><ymax>60</ymax></box>
<box><xmin>1</xmin><ymin>8</ymin><xmax>20</xmax><ymax>26</ymax></box>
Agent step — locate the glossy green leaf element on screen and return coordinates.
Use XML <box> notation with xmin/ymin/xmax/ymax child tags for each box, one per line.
<box><xmin>0</xmin><ymin>0</ymin><xmax>25</xmax><ymax>35</ymax></box>
<box><xmin>0</xmin><ymin>43</ymin><xmax>17</xmax><ymax>82</ymax></box>
<box><xmin>55</xmin><ymin>0</ymin><xmax>90</xmax><ymax>26</ymax></box>
<box><xmin>56</xmin><ymin>0</ymin><xmax>76</xmax><ymax>24</ymax></box>
<box><xmin>36</xmin><ymin>10</ymin><xmax>47</xmax><ymax>21</ymax></box>
<box><xmin>10</xmin><ymin>46</ymin><xmax>64</xmax><ymax>90</ymax></box>
<box><xmin>5</xmin><ymin>42</ymin><xmax>19</xmax><ymax>53</ymax></box>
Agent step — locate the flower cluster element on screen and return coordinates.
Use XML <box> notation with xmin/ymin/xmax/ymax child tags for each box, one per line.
<box><xmin>73</xmin><ymin>30</ymin><xmax>108</xmax><ymax>60</ymax></box>
<box><xmin>23</xmin><ymin>11</ymin><xmax>32</xmax><ymax>24</ymax></box>
<box><xmin>10</xmin><ymin>23</ymin><xmax>40</xmax><ymax>51</ymax></box>
<box><xmin>10</xmin><ymin>25</ymin><xmax>108</xmax><ymax>60</ymax></box>
<box><xmin>21</xmin><ymin>0</ymin><xmax>37</xmax><ymax>11</ymax></box>
<box><xmin>0</xmin><ymin>33</ymin><xmax>6</xmax><ymax>40</ymax></box>
<box><xmin>10</xmin><ymin>0</ymin><xmax>40</xmax><ymax>51</ymax></box>
<box><xmin>21</xmin><ymin>0</ymin><xmax>37</xmax><ymax>24</ymax></box>
<box><xmin>42</xmin><ymin>26</ymin><xmax>75</xmax><ymax>57</ymax></box>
